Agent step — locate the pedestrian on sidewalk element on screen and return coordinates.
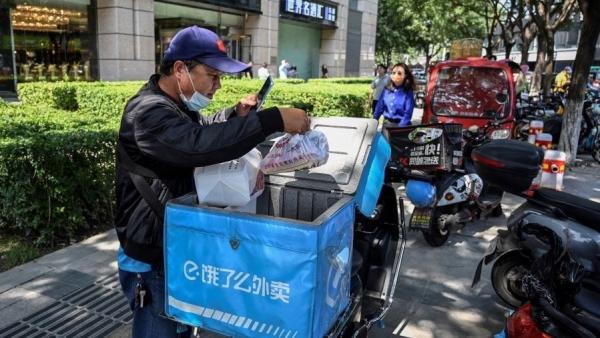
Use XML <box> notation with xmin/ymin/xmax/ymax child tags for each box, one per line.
<box><xmin>258</xmin><ymin>62</ymin><xmax>270</xmax><ymax>80</ymax></box>
<box><xmin>114</xmin><ymin>25</ymin><xmax>310</xmax><ymax>338</ymax></box>
<box><xmin>279</xmin><ymin>59</ymin><xmax>290</xmax><ymax>78</ymax></box>
<box><xmin>321</xmin><ymin>64</ymin><xmax>329</xmax><ymax>78</ymax></box>
<box><xmin>373</xmin><ymin>62</ymin><xmax>416</xmax><ymax>127</ymax></box>
<box><xmin>371</xmin><ymin>64</ymin><xmax>389</xmax><ymax>115</ymax></box>
<box><xmin>553</xmin><ymin>66</ymin><xmax>572</xmax><ymax>96</ymax></box>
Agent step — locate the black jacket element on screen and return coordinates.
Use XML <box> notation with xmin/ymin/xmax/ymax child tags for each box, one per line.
<box><xmin>115</xmin><ymin>74</ymin><xmax>283</xmax><ymax>264</ymax></box>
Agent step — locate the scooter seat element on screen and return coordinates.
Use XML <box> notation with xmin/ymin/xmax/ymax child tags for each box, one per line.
<box><xmin>533</xmin><ymin>188</ymin><xmax>600</xmax><ymax>231</ymax></box>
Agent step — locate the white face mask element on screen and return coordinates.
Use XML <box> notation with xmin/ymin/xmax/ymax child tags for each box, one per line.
<box><xmin>177</xmin><ymin>67</ymin><xmax>212</xmax><ymax>111</ymax></box>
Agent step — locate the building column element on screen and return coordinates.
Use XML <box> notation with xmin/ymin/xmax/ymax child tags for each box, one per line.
<box><xmin>245</xmin><ymin>0</ymin><xmax>280</xmax><ymax>76</ymax></box>
<box><xmin>358</xmin><ymin>0</ymin><xmax>378</xmax><ymax>76</ymax></box>
<box><xmin>320</xmin><ymin>0</ymin><xmax>349</xmax><ymax>77</ymax></box>
<box><xmin>96</xmin><ymin>0</ymin><xmax>155</xmax><ymax>81</ymax></box>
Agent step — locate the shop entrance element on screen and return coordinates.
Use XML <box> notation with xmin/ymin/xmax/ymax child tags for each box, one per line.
<box><xmin>10</xmin><ymin>1</ymin><xmax>94</xmax><ymax>82</ymax></box>
<box><xmin>278</xmin><ymin>20</ymin><xmax>321</xmax><ymax>79</ymax></box>
<box><xmin>0</xmin><ymin>6</ymin><xmax>17</xmax><ymax>98</ymax></box>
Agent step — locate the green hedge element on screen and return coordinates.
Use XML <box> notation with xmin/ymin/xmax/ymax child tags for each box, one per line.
<box><xmin>0</xmin><ymin>125</ymin><xmax>117</xmax><ymax>247</ymax></box>
<box><xmin>3</xmin><ymin>78</ymin><xmax>371</xmax><ymax>246</ymax></box>
<box><xmin>18</xmin><ymin>79</ymin><xmax>371</xmax><ymax>118</ymax></box>
<box><xmin>308</xmin><ymin>77</ymin><xmax>372</xmax><ymax>84</ymax></box>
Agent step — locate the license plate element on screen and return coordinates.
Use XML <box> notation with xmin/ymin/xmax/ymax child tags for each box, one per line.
<box><xmin>410</xmin><ymin>208</ymin><xmax>433</xmax><ymax>230</ymax></box>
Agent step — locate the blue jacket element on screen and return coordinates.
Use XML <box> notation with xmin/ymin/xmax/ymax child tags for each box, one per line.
<box><xmin>373</xmin><ymin>85</ymin><xmax>415</xmax><ymax>126</ymax></box>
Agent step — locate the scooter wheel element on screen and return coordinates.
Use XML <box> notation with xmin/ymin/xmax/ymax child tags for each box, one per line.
<box><xmin>491</xmin><ymin>251</ymin><xmax>531</xmax><ymax>308</ymax></box>
<box><xmin>421</xmin><ymin>217</ymin><xmax>450</xmax><ymax>247</ymax></box>
<box><xmin>593</xmin><ymin>139</ymin><xmax>600</xmax><ymax>164</ymax></box>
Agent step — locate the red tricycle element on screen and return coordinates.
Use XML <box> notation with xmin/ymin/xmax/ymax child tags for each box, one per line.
<box><xmin>422</xmin><ymin>57</ymin><xmax>518</xmax><ymax>139</ymax></box>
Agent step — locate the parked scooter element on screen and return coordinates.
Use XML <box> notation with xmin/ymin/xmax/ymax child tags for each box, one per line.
<box><xmin>579</xmin><ymin>88</ymin><xmax>600</xmax><ymax>162</ymax></box>
<box><xmin>515</xmin><ymin>89</ymin><xmax>600</xmax><ymax>164</ymax></box>
<box><xmin>385</xmin><ymin>122</ymin><xmax>505</xmax><ymax>247</ymax></box>
<box><xmin>497</xmin><ymin>277</ymin><xmax>598</xmax><ymax>338</ymax></box>
<box><xmin>470</xmin><ymin>140</ymin><xmax>600</xmax><ymax>337</ymax></box>
<box><xmin>514</xmin><ymin>93</ymin><xmax>557</xmax><ymax>141</ymax></box>
<box><xmin>328</xmin><ymin>183</ymin><xmax>408</xmax><ymax>338</ymax></box>
<box><xmin>165</xmin><ymin>119</ymin><xmax>407</xmax><ymax>338</ymax></box>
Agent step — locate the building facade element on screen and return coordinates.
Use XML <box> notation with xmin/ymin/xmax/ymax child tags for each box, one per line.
<box><xmin>0</xmin><ymin>0</ymin><xmax>379</xmax><ymax>96</ymax></box>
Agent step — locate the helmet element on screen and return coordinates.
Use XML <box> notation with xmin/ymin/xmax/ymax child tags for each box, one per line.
<box><xmin>406</xmin><ymin>180</ymin><xmax>437</xmax><ymax>207</ymax></box>
<box><xmin>564</xmin><ymin>66</ymin><xmax>572</xmax><ymax>74</ymax></box>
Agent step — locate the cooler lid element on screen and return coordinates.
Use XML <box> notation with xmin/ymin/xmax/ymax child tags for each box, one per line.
<box><xmin>257</xmin><ymin>117</ymin><xmax>378</xmax><ymax>196</ymax></box>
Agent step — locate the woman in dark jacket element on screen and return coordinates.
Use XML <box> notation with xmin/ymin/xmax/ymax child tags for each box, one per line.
<box><xmin>373</xmin><ymin>63</ymin><xmax>416</xmax><ymax>127</ymax></box>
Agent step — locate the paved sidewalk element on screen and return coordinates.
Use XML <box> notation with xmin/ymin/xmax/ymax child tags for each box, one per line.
<box><xmin>0</xmin><ymin>162</ymin><xmax>597</xmax><ymax>338</ymax></box>
<box><xmin>0</xmin><ymin>231</ymin><xmax>126</xmax><ymax>338</ymax></box>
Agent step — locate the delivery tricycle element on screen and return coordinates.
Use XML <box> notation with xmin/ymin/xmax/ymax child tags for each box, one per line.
<box><xmin>422</xmin><ymin>57</ymin><xmax>518</xmax><ymax>138</ymax></box>
<box><xmin>163</xmin><ymin>117</ymin><xmax>407</xmax><ymax>338</ymax></box>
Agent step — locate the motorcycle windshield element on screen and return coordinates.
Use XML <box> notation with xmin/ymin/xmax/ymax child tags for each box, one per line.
<box><xmin>432</xmin><ymin>67</ymin><xmax>511</xmax><ymax>119</ymax></box>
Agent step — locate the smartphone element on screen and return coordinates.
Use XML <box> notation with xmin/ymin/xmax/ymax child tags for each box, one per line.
<box><xmin>255</xmin><ymin>75</ymin><xmax>274</xmax><ymax>111</ymax></box>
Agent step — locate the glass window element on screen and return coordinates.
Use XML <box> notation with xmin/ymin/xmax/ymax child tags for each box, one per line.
<box><xmin>12</xmin><ymin>0</ymin><xmax>94</xmax><ymax>82</ymax></box>
<box><xmin>154</xmin><ymin>1</ymin><xmax>246</xmax><ymax>68</ymax></box>
<box><xmin>432</xmin><ymin>67</ymin><xmax>510</xmax><ymax>119</ymax></box>
<box><xmin>1</xmin><ymin>6</ymin><xmax>16</xmax><ymax>94</ymax></box>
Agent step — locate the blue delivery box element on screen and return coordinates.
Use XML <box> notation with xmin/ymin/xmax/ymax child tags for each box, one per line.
<box><xmin>164</xmin><ymin>117</ymin><xmax>391</xmax><ymax>338</ymax></box>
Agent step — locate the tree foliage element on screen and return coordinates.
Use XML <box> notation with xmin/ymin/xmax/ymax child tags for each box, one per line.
<box><xmin>375</xmin><ymin>0</ymin><xmax>486</xmax><ymax>69</ymax></box>
<box><xmin>493</xmin><ymin>0</ymin><xmax>527</xmax><ymax>58</ymax></box>
<box><xmin>375</xmin><ymin>0</ymin><xmax>412</xmax><ymax>67</ymax></box>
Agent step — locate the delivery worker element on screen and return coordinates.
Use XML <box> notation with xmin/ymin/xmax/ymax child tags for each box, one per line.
<box><xmin>553</xmin><ymin>66</ymin><xmax>572</xmax><ymax>96</ymax></box>
<box><xmin>115</xmin><ymin>26</ymin><xmax>310</xmax><ymax>337</ymax></box>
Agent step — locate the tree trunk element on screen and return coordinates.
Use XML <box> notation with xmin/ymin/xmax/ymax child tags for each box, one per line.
<box><xmin>530</xmin><ymin>34</ymin><xmax>547</xmax><ymax>96</ymax></box>
<box><xmin>520</xmin><ymin>41</ymin><xmax>530</xmax><ymax>65</ymax></box>
<box><xmin>520</xmin><ymin>23</ymin><xmax>537</xmax><ymax>66</ymax></box>
<box><xmin>484</xmin><ymin>5</ymin><xmax>492</xmax><ymax>58</ymax></box>
<box><xmin>505</xmin><ymin>43</ymin><xmax>515</xmax><ymax>59</ymax></box>
<box><xmin>385</xmin><ymin>51</ymin><xmax>391</xmax><ymax>68</ymax></box>
<box><xmin>559</xmin><ymin>0</ymin><xmax>600</xmax><ymax>164</ymax></box>
<box><xmin>485</xmin><ymin>40</ymin><xmax>495</xmax><ymax>58</ymax></box>
<box><xmin>424</xmin><ymin>42</ymin><xmax>432</xmax><ymax>76</ymax></box>
<box><xmin>542</xmin><ymin>32</ymin><xmax>556</xmax><ymax>98</ymax></box>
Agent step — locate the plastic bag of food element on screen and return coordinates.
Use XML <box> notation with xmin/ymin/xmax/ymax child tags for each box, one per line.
<box><xmin>194</xmin><ymin>149</ymin><xmax>264</xmax><ymax>208</ymax></box>
<box><xmin>260</xmin><ymin>130</ymin><xmax>329</xmax><ymax>174</ymax></box>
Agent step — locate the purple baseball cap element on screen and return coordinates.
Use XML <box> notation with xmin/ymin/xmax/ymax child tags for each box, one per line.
<box><xmin>163</xmin><ymin>26</ymin><xmax>249</xmax><ymax>74</ymax></box>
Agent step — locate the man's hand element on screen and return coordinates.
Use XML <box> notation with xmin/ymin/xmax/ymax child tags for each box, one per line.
<box><xmin>279</xmin><ymin>108</ymin><xmax>311</xmax><ymax>134</ymax></box>
<box><xmin>235</xmin><ymin>94</ymin><xmax>258</xmax><ymax>117</ymax></box>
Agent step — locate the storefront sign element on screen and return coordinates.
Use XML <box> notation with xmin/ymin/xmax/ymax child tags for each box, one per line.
<box><xmin>281</xmin><ymin>0</ymin><xmax>337</xmax><ymax>24</ymax></box>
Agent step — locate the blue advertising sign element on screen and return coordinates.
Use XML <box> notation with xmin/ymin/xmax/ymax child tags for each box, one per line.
<box><xmin>281</xmin><ymin>0</ymin><xmax>337</xmax><ymax>25</ymax></box>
